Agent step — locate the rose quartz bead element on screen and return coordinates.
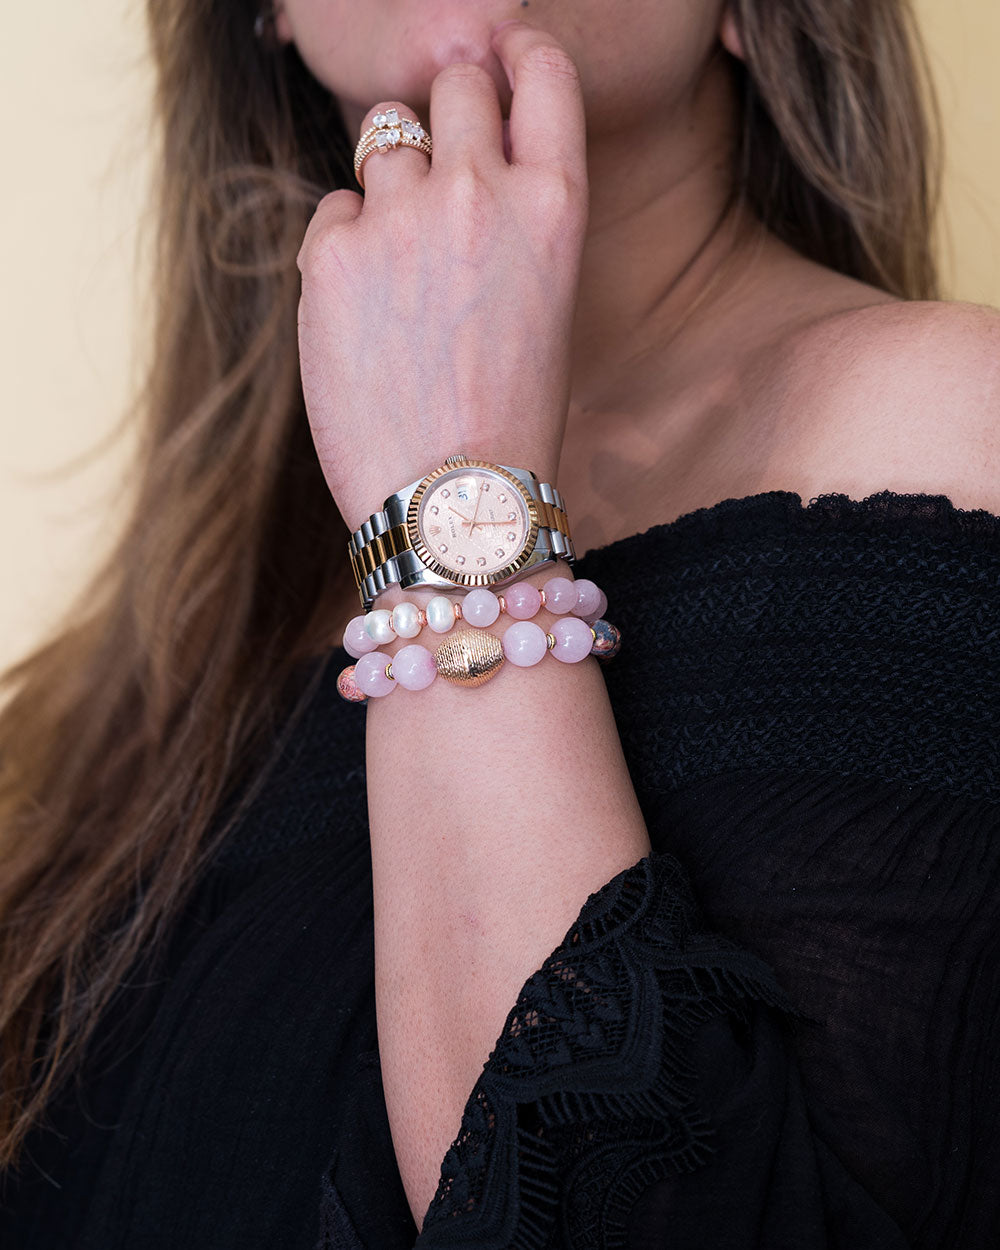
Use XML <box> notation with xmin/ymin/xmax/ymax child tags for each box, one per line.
<box><xmin>344</xmin><ymin>615</ymin><xmax>378</xmax><ymax>659</ymax></box>
<box><xmin>353</xmin><ymin>650</ymin><xmax>396</xmax><ymax>697</ymax></box>
<box><xmin>462</xmin><ymin>588</ymin><xmax>501</xmax><ymax>628</ymax></box>
<box><xmin>543</xmin><ymin>575</ymin><xmax>577</xmax><ymax>614</ymax></box>
<box><xmin>573</xmin><ymin>578</ymin><xmax>603</xmax><ymax>618</ymax></box>
<box><xmin>391</xmin><ymin>643</ymin><xmax>437</xmax><ymax>691</ymax></box>
<box><xmin>579</xmin><ymin>587</ymin><xmax>608</xmax><ymax>624</ymax></box>
<box><xmin>505</xmin><ymin>581</ymin><xmax>542</xmax><ymax>620</ymax></box>
<box><xmin>502</xmin><ymin>620</ymin><xmax>548</xmax><ymax>667</ymax></box>
<box><xmin>550</xmin><ymin>615</ymin><xmax>594</xmax><ymax>663</ymax></box>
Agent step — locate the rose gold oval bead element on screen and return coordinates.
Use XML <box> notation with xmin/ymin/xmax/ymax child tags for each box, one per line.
<box><xmin>497</xmin><ymin>594</ymin><xmax>506</xmax><ymax>614</ymax></box>
<box><xmin>454</xmin><ymin>602</ymin><xmax>463</xmax><ymax>620</ymax></box>
<box><xmin>418</xmin><ymin>610</ymin><xmax>427</xmax><ymax>627</ymax></box>
<box><xmin>538</xmin><ymin>588</ymin><xmax>547</xmax><ymax>606</ymax></box>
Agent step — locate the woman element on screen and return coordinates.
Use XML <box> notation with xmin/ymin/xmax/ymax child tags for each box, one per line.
<box><xmin>1</xmin><ymin>0</ymin><xmax>997</xmax><ymax>1245</ymax></box>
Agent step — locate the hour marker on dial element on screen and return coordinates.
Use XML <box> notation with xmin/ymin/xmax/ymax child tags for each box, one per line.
<box><xmin>429</xmin><ymin>525</ymin><xmax>441</xmax><ymax>536</ymax></box>
<box><xmin>430</xmin><ymin>505</ymin><xmax>439</xmax><ymax>515</ymax></box>
<box><xmin>440</xmin><ymin>489</ymin><xmax>450</xmax><ymax>498</ymax></box>
<box><xmin>498</xmin><ymin>494</ymin><xmax>507</xmax><ymax>503</ymax></box>
<box><xmin>495</xmin><ymin>548</ymin><xmax>505</xmax><ymax>558</ymax></box>
<box><xmin>506</xmin><ymin>532</ymin><xmax>516</xmax><ymax>542</ymax></box>
<box><xmin>439</xmin><ymin>544</ymin><xmax>448</xmax><ymax>553</ymax></box>
<box><xmin>455</xmin><ymin>555</ymin><xmax>466</xmax><ymax>565</ymax></box>
<box><xmin>482</xmin><ymin>482</ymin><xmax>490</xmax><ymax>491</ymax></box>
<box><xmin>476</xmin><ymin>557</ymin><xmax>486</xmax><ymax>566</ymax></box>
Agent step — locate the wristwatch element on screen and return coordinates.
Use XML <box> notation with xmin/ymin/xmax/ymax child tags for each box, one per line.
<box><xmin>348</xmin><ymin>454</ymin><xmax>576</xmax><ymax>611</ymax></box>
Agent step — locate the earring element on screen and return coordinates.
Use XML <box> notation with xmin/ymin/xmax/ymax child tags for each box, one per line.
<box><xmin>254</xmin><ymin>1</ymin><xmax>281</xmax><ymax>44</ymax></box>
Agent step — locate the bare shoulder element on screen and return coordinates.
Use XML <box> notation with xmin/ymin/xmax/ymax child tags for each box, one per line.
<box><xmin>753</xmin><ymin>299</ymin><xmax>1000</xmax><ymax>515</ymax></box>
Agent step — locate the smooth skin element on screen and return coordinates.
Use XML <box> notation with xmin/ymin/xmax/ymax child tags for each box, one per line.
<box><xmin>285</xmin><ymin>0</ymin><xmax>1000</xmax><ymax>1227</ymax></box>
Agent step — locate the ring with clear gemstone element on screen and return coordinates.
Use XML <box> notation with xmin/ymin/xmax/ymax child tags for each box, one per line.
<box><xmin>353</xmin><ymin>106</ymin><xmax>433</xmax><ymax>189</ymax></box>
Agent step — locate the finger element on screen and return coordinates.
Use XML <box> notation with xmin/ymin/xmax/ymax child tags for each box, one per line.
<box><xmin>427</xmin><ymin>61</ymin><xmax>505</xmax><ymax>172</ymax></box>
<box><xmin>296</xmin><ymin>187</ymin><xmax>362</xmax><ymax>272</ymax></box>
<box><xmin>489</xmin><ymin>23</ymin><xmax>587</xmax><ymax>176</ymax></box>
<box><xmin>354</xmin><ymin>101</ymin><xmax>432</xmax><ymax>194</ymax></box>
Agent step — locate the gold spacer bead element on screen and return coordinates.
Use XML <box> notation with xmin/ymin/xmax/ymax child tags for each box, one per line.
<box><xmin>545</xmin><ymin>632</ymin><xmax>556</xmax><ymax>649</ymax></box>
<box><xmin>384</xmin><ymin>662</ymin><xmax>394</xmax><ymax>680</ymax></box>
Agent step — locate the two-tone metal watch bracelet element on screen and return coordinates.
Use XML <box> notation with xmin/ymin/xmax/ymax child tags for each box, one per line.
<box><xmin>348</xmin><ymin>478</ymin><xmax>575</xmax><ymax>613</ymax></box>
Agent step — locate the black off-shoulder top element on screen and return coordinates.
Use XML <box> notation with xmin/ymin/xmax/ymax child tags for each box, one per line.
<box><xmin>2</xmin><ymin>490</ymin><xmax>998</xmax><ymax>1250</ymax></box>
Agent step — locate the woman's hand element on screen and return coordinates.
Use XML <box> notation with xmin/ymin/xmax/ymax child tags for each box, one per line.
<box><xmin>294</xmin><ymin>21</ymin><xmax>589</xmax><ymax>533</ymax></box>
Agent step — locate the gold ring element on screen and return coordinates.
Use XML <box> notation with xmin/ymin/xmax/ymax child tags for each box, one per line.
<box><xmin>353</xmin><ymin>108</ymin><xmax>433</xmax><ymax>190</ymax></box>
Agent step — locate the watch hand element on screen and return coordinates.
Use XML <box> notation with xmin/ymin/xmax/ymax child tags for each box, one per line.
<box><xmin>468</xmin><ymin>486</ymin><xmax>485</xmax><ymax>535</ymax></box>
<box><xmin>448</xmin><ymin>505</ymin><xmax>473</xmax><ymax>523</ymax></box>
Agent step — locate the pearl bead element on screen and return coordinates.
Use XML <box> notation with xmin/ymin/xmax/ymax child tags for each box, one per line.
<box><xmin>390</xmin><ymin>601</ymin><xmax>421</xmax><ymax>638</ymax></box>
<box><xmin>462</xmin><ymin>588</ymin><xmax>501</xmax><ymax>627</ymax></box>
<box><xmin>550</xmin><ymin>615</ymin><xmax>594</xmax><ymax>663</ymax></box>
<box><xmin>354</xmin><ymin>651</ymin><xmax>396</xmax><ymax>696</ymax></box>
<box><xmin>502</xmin><ymin>620</ymin><xmax>548</xmax><ymax>667</ymax></box>
<box><xmin>343</xmin><ymin>615</ymin><xmax>378</xmax><ymax>659</ymax></box>
<box><xmin>365</xmin><ymin>608</ymin><xmax>395</xmax><ymax>645</ymax></box>
<box><xmin>426</xmin><ymin>595</ymin><xmax>457</xmax><ymax>633</ymax></box>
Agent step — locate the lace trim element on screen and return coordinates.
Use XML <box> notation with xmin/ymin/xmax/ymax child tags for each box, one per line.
<box><xmin>611</xmin><ymin>489</ymin><xmax>1000</xmax><ymax>558</ymax></box>
<box><xmin>415</xmin><ymin>854</ymin><xmax>795</xmax><ymax>1250</ymax></box>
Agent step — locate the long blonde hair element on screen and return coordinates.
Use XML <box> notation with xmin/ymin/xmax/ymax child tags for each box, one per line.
<box><xmin>0</xmin><ymin>0</ymin><xmax>940</xmax><ymax>1167</ymax></box>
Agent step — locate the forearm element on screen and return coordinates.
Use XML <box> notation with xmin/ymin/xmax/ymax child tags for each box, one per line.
<box><xmin>364</xmin><ymin>558</ymin><xmax>652</xmax><ymax>1227</ymax></box>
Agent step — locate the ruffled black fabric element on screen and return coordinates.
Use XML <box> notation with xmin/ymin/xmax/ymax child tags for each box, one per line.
<box><xmin>416</xmin><ymin>852</ymin><xmax>797</xmax><ymax>1249</ymax></box>
<box><xmin>3</xmin><ymin>490</ymin><xmax>998</xmax><ymax>1250</ymax></box>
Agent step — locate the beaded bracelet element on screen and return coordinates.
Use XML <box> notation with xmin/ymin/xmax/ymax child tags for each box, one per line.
<box><xmin>337</xmin><ymin>616</ymin><xmax>622</xmax><ymax>703</ymax></box>
<box><xmin>343</xmin><ymin>575</ymin><xmax>609</xmax><ymax>659</ymax></box>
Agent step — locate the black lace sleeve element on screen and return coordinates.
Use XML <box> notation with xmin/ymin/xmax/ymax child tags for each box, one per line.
<box><xmin>412</xmin><ymin>850</ymin><xmax>912</xmax><ymax>1250</ymax></box>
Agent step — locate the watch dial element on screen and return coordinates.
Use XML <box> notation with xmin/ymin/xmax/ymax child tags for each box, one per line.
<box><xmin>418</xmin><ymin>468</ymin><xmax>531</xmax><ymax>577</ymax></box>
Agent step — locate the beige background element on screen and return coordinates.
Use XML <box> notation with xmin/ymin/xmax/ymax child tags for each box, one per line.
<box><xmin>1</xmin><ymin>1</ymin><xmax>998</xmax><ymax>671</ymax></box>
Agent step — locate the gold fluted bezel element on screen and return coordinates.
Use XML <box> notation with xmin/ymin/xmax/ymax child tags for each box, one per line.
<box><xmin>406</xmin><ymin>456</ymin><xmax>540</xmax><ymax>590</ymax></box>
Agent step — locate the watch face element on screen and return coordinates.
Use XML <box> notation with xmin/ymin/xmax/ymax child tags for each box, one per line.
<box><xmin>413</xmin><ymin>464</ymin><xmax>534</xmax><ymax>581</ymax></box>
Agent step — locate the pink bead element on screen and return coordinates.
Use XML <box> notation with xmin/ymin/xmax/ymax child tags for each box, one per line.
<box><xmin>573</xmin><ymin>578</ymin><xmax>603</xmax><ymax>618</ymax></box>
<box><xmin>343</xmin><ymin>614</ymin><xmax>378</xmax><ymax>659</ymax></box>
<box><xmin>391</xmin><ymin>643</ymin><xmax>437</xmax><ymax>691</ymax></box>
<box><xmin>502</xmin><ymin>620</ymin><xmax>548</xmax><ymax>667</ymax></box>
<box><xmin>543</xmin><ymin>575</ymin><xmax>577</xmax><ymax>614</ymax></box>
<box><xmin>580</xmin><ymin>587</ymin><xmax>608</xmax><ymax>624</ymax></box>
<box><xmin>353</xmin><ymin>650</ymin><xmax>396</xmax><ymax>697</ymax></box>
<box><xmin>462</xmin><ymin>588</ymin><xmax>501</xmax><ymax>628</ymax></box>
<box><xmin>505</xmin><ymin>581</ymin><xmax>542</xmax><ymax>620</ymax></box>
<box><xmin>550</xmin><ymin>615</ymin><xmax>594</xmax><ymax>663</ymax></box>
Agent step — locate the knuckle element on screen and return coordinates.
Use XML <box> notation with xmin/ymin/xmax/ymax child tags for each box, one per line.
<box><xmin>533</xmin><ymin>169</ymin><xmax>586</xmax><ymax>221</ymax></box>
<box><xmin>298</xmin><ymin>190</ymin><xmax>357</xmax><ymax>268</ymax></box>
<box><xmin>435</xmin><ymin>60</ymin><xmax>493</xmax><ymax>90</ymax></box>
<box><xmin>520</xmin><ymin>44</ymin><xmax>580</xmax><ymax>84</ymax></box>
